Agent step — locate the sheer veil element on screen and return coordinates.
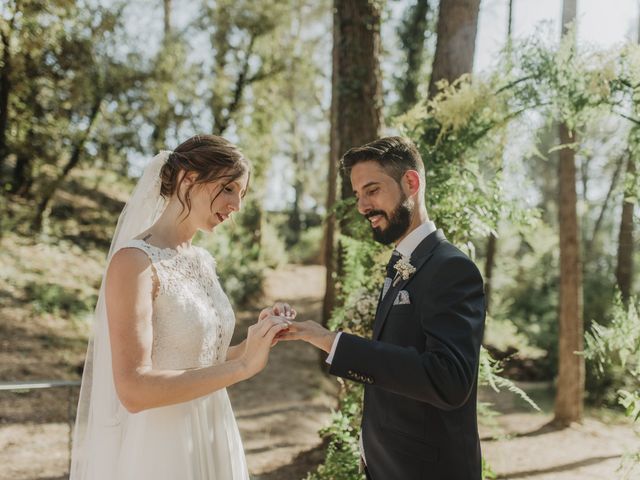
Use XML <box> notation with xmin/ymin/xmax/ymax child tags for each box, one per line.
<box><xmin>70</xmin><ymin>151</ymin><xmax>170</xmax><ymax>479</ymax></box>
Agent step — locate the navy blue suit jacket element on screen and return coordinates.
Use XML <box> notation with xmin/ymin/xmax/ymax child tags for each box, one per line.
<box><xmin>330</xmin><ymin>230</ymin><xmax>486</xmax><ymax>480</ymax></box>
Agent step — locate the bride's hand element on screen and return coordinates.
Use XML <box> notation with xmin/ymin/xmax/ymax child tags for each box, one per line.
<box><xmin>259</xmin><ymin>302</ymin><xmax>297</xmax><ymax>321</ymax></box>
<box><xmin>240</xmin><ymin>315</ymin><xmax>290</xmax><ymax>378</ymax></box>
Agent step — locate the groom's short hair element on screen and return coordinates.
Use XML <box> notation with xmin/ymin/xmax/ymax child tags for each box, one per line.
<box><xmin>341</xmin><ymin>136</ymin><xmax>425</xmax><ymax>188</ymax></box>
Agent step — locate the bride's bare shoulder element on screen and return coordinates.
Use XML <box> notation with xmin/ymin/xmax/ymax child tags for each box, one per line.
<box><xmin>107</xmin><ymin>247</ymin><xmax>153</xmax><ymax>278</ymax></box>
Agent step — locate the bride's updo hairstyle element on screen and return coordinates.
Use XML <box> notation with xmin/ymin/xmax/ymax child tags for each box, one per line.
<box><xmin>160</xmin><ymin>134</ymin><xmax>250</xmax><ymax>218</ymax></box>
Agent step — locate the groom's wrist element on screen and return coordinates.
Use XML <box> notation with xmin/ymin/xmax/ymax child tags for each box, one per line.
<box><xmin>318</xmin><ymin>331</ymin><xmax>337</xmax><ymax>354</ymax></box>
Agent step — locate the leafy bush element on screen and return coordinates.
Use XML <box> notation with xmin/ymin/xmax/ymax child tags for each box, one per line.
<box><xmin>260</xmin><ymin>219</ymin><xmax>289</xmax><ymax>268</ymax></box>
<box><xmin>289</xmin><ymin>226</ymin><xmax>324</xmax><ymax>265</ymax></box>
<box><xmin>25</xmin><ymin>281</ymin><xmax>97</xmax><ymax>319</ymax></box>
<box><xmin>195</xmin><ymin>203</ymin><xmax>267</xmax><ymax>307</ymax></box>
<box><xmin>583</xmin><ymin>292</ymin><xmax>640</xmax><ymax>478</ymax></box>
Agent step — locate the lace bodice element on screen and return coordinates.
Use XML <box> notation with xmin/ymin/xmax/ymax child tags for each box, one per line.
<box><xmin>118</xmin><ymin>239</ymin><xmax>236</xmax><ymax>370</ymax></box>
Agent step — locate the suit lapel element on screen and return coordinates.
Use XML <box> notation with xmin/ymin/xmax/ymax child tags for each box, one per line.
<box><xmin>372</xmin><ymin>230</ymin><xmax>446</xmax><ymax>340</ymax></box>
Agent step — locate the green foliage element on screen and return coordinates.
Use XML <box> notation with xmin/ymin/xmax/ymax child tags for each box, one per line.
<box><xmin>197</xmin><ymin>228</ymin><xmax>264</xmax><ymax>307</ymax></box>
<box><xmin>306</xmin><ymin>236</ymin><xmax>380</xmax><ymax>480</ymax></box>
<box><xmin>584</xmin><ymin>293</ymin><xmax>640</xmax><ymax>399</ymax></box>
<box><xmin>288</xmin><ymin>226</ymin><xmax>324</xmax><ymax>265</ymax></box>
<box><xmin>627</xmin><ymin>127</ymin><xmax>640</xmax><ymax>203</ymax></box>
<box><xmin>497</xmin><ymin>227</ymin><xmax>560</xmax><ymax>377</ymax></box>
<box><xmin>1</xmin><ymin>0</ymin><xmax>146</xmax><ymax>193</ymax></box>
<box><xmin>306</xmin><ymin>383</ymin><xmax>365</xmax><ymax>480</ymax></box>
<box><xmin>195</xmin><ymin>201</ymin><xmax>268</xmax><ymax>307</ymax></box>
<box><xmin>260</xmin><ymin>220</ymin><xmax>289</xmax><ymax>269</ymax></box>
<box><xmin>25</xmin><ymin>281</ymin><xmax>96</xmax><ymax>320</ymax></box>
<box><xmin>397</xmin><ymin>36</ymin><xmax>640</xmax><ymax>248</ymax></box>
<box><xmin>583</xmin><ymin>292</ymin><xmax>640</xmax><ymax>477</ymax></box>
<box><xmin>482</xmin><ymin>457</ymin><xmax>497</xmax><ymax>480</ymax></box>
<box><xmin>479</xmin><ymin>346</ymin><xmax>540</xmax><ymax>412</ymax></box>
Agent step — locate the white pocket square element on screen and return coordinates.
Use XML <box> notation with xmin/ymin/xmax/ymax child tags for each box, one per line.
<box><xmin>393</xmin><ymin>290</ymin><xmax>411</xmax><ymax>305</ymax></box>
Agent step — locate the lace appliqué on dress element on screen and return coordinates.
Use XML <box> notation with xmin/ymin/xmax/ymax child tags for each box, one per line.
<box><xmin>120</xmin><ymin>239</ymin><xmax>236</xmax><ymax>370</ymax></box>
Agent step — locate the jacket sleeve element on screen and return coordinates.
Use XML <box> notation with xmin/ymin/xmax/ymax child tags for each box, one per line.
<box><xmin>329</xmin><ymin>255</ymin><xmax>485</xmax><ymax>410</ymax></box>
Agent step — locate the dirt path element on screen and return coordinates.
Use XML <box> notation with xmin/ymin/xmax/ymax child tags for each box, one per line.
<box><xmin>228</xmin><ymin>265</ymin><xmax>338</xmax><ymax>479</ymax></box>
<box><xmin>479</xmin><ymin>383</ymin><xmax>640</xmax><ymax>479</ymax></box>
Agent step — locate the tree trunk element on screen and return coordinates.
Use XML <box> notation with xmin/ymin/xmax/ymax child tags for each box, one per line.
<box><xmin>322</xmin><ymin>0</ymin><xmax>382</xmax><ymax>325</ymax></box>
<box><xmin>428</xmin><ymin>0</ymin><xmax>481</xmax><ymax>98</ymax></box>
<box><xmin>616</xmin><ymin>154</ymin><xmax>636</xmax><ymax>305</ymax></box>
<box><xmin>554</xmin><ymin>0</ymin><xmax>583</xmax><ymax>428</ymax></box>
<box><xmin>397</xmin><ymin>0</ymin><xmax>430</xmax><ymax>113</ymax></box>
<box><xmin>615</xmin><ymin>13</ymin><xmax>640</xmax><ymax>306</ymax></box>
<box><xmin>483</xmin><ymin>0</ymin><xmax>514</xmax><ymax>312</ymax></box>
<box><xmin>288</xmin><ymin>144</ymin><xmax>303</xmax><ymax>247</ymax></box>
<box><xmin>11</xmin><ymin>149</ymin><xmax>33</xmax><ymax>197</ymax></box>
<box><xmin>0</xmin><ymin>17</ymin><xmax>13</xmax><ymax>176</ymax></box>
<box><xmin>554</xmin><ymin>2</ymin><xmax>583</xmax><ymax>425</ymax></box>
<box><xmin>11</xmin><ymin>52</ymin><xmax>40</xmax><ymax>197</ymax></box>
<box><xmin>336</xmin><ymin>0</ymin><xmax>383</xmax><ymax>211</ymax></box>
<box><xmin>321</xmin><ymin>1</ymin><xmax>340</xmax><ymax>327</ymax></box>
<box><xmin>213</xmin><ymin>35</ymin><xmax>255</xmax><ymax>136</ymax></box>
<box><xmin>484</xmin><ymin>233</ymin><xmax>496</xmax><ymax>313</ymax></box>
<box><xmin>163</xmin><ymin>0</ymin><xmax>171</xmax><ymax>36</ymax></box>
<box><xmin>151</xmin><ymin>0</ymin><xmax>172</xmax><ymax>152</ymax></box>
<box><xmin>31</xmin><ymin>97</ymin><xmax>102</xmax><ymax>232</ymax></box>
<box><xmin>555</xmin><ymin>124</ymin><xmax>584</xmax><ymax>426</ymax></box>
<box><xmin>585</xmin><ymin>153</ymin><xmax>624</xmax><ymax>260</ymax></box>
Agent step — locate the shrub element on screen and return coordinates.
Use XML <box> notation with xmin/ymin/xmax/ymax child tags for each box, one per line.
<box><xmin>289</xmin><ymin>226</ymin><xmax>324</xmax><ymax>265</ymax></box>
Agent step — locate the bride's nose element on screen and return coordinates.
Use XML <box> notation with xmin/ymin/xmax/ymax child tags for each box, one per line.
<box><xmin>229</xmin><ymin>194</ymin><xmax>242</xmax><ymax>212</ymax></box>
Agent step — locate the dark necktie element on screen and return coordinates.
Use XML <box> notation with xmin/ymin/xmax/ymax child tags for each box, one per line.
<box><xmin>382</xmin><ymin>250</ymin><xmax>401</xmax><ymax>299</ymax></box>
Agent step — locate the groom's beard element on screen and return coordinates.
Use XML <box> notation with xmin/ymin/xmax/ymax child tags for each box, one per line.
<box><xmin>366</xmin><ymin>194</ymin><xmax>412</xmax><ymax>245</ymax></box>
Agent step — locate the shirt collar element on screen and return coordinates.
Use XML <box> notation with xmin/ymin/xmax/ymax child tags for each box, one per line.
<box><xmin>395</xmin><ymin>220</ymin><xmax>436</xmax><ymax>258</ymax></box>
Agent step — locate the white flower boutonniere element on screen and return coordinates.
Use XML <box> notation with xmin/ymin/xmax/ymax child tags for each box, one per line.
<box><xmin>392</xmin><ymin>256</ymin><xmax>416</xmax><ymax>286</ymax></box>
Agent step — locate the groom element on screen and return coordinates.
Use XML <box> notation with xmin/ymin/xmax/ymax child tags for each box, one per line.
<box><xmin>283</xmin><ymin>136</ymin><xmax>486</xmax><ymax>479</ymax></box>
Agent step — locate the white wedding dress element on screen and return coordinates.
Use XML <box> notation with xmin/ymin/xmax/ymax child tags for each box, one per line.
<box><xmin>105</xmin><ymin>239</ymin><xmax>249</xmax><ymax>480</ymax></box>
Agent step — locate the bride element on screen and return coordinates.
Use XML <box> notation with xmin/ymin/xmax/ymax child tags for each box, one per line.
<box><xmin>70</xmin><ymin>134</ymin><xmax>292</xmax><ymax>479</ymax></box>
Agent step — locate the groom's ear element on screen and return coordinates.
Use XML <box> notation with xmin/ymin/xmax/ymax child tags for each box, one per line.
<box><xmin>402</xmin><ymin>170</ymin><xmax>421</xmax><ymax>197</ymax></box>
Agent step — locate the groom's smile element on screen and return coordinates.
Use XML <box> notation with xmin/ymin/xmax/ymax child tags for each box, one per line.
<box><xmin>351</xmin><ymin>161</ymin><xmax>414</xmax><ymax>245</ymax></box>
<box><xmin>366</xmin><ymin>212</ymin><xmax>386</xmax><ymax>228</ymax></box>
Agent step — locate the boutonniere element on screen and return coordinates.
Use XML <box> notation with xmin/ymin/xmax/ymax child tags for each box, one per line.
<box><xmin>392</xmin><ymin>256</ymin><xmax>416</xmax><ymax>286</ymax></box>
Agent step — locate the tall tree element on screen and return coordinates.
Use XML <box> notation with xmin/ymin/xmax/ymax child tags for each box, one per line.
<box><xmin>396</xmin><ymin>0</ymin><xmax>430</xmax><ymax>114</ymax></box>
<box><xmin>205</xmin><ymin>0</ymin><xmax>287</xmax><ymax>137</ymax></box>
<box><xmin>484</xmin><ymin>0</ymin><xmax>513</xmax><ymax>312</ymax></box>
<box><xmin>554</xmin><ymin>0</ymin><xmax>584</xmax><ymax>427</ymax></box>
<box><xmin>150</xmin><ymin>0</ymin><xmax>174</xmax><ymax>152</ymax></box>
<box><xmin>616</xmin><ymin>153</ymin><xmax>636</xmax><ymax>305</ymax></box>
<box><xmin>428</xmin><ymin>0</ymin><xmax>481</xmax><ymax>98</ymax></box>
<box><xmin>0</xmin><ymin>1</ymin><xmax>16</xmax><ymax>179</ymax></box>
<box><xmin>323</xmin><ymin>0</ymin><xmax>383</xmax><ymax>323</ymax></box>
<box><xmin>616</xmin><ymin>17</ymin><xmax>640</xmax><ymax>305</ymax></box>
<box><xmin>322</xmin><ymin>2</ymin><xmax>340</xmax><ymax>325</ymax></box>
<box><xmin>163</xmin><ymin>0</ymin><xmax>171</xmax><ymax>34</ymax></box>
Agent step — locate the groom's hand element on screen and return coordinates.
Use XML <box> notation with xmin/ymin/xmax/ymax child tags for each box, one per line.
<box><xmin>277</xmin><ymin>320</ymin><xmax>337</xmax><ymax>354</ymax></box>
